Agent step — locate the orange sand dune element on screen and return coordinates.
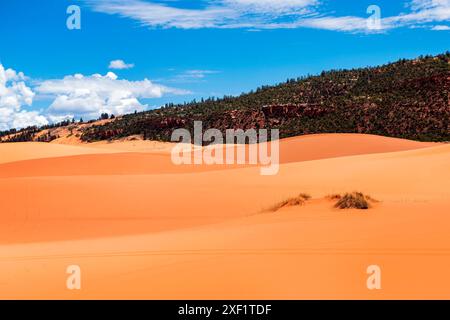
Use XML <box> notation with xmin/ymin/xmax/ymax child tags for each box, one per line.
<box><xmin>0</xmin><ymin>139</ymin><xmax>186</xmax><ymax>165</ymax></box>
<box><xmin>0</xmin><ymin>134</ymin><xmax>436</xmax><ymax>177</ymax></box>
<box><xmin>273</xmin><ymin>133</ymin><xmax>437</xmax><ymax>164</ymax></box>
<box><xmin>0</xmin><ymin>152</ymin><xmax>251</xmax><ymax>178</ymax></box>
<box><xmin>89</xmin><ymin>133</ymin><xmax>437</xmax><ymax>161</ymax></box>
<box><xmin>0</xmin><ymin>134</ymin><xmax>448</xmax><ymax>299</ymax></box>
<box><xmin>89</xmin><ymin>139</ymin><xmax>179</xmax><ymax>153</ymax></box>
<box><xmin>0</xmin><ymin>142</ymin><xmax>120</xmax><ymax>165</ymax></box>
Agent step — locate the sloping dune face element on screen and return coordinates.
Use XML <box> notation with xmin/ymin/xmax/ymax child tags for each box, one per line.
<box><xmin>0</xmin><ymin>142</ymin><xmax>121</xmax><ymax>165</ymax></box>
<box><xmin>0</xmin><ymin>134</ymin><xmax>435</xmax><ymax>177</ymax></box>
<box><xmin>276</xmin><ymin>133</ymin><xmax>437</xmax><ymax>164</ymax></box>
<box><xmin>0</xmin><ymin>134</ymin><xmax>449</xmax><ymax>299</ymax></box>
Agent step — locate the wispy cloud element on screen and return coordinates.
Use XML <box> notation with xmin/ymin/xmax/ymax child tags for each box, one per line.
<box><xmin>87</xmin><ymin>0</ymin><xmax>319</xmax><ymax>29</ymax></box>
<box><xmin>86</xmin><ymin>0</ymin><xmax>450</xmax><ymax>33</ymax></box>
<box><xmin>167</xmin><ymin>69</ymin><xmax>220</xmax><ymax>83</ymax></box>
<box><xmin>431</xmin><ymin>24</ymin><xmax>450</xmax><ymax>29</ymax></box>
<box><xmin>109</xmin><ymin>59</ymin><xmax>135</xmax><ymax>69</ymax></box>
<box><xmin>383</xmin><ymin>0</ymin><xmax>450</xmax><ymax>29</ymax></box>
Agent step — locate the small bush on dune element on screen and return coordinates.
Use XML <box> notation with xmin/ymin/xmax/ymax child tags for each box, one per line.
<box><xmin>266</xmin><ymin>192</ymin><xmax>377</xmax><ymax>213</ymax></box>
<box><xmin>335</xmin><ymin>193</ymin><xmax>369</xmax><ymax>209</ymax></box>
<box><xmin>333</xmin><ymin>192</ymin><xmax>377</xmax><ymax>210</ymax></box>
<box><xmin>269</xmin><ymin>193</ymin><xmax>311</xmax><ymax>212</ymax></box>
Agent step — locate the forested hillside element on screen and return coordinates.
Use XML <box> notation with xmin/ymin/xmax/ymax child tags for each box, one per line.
<box><xmin>2</xmin><ymin>53</ymin><xmax>449</xmax><ymax>143</ymax></box>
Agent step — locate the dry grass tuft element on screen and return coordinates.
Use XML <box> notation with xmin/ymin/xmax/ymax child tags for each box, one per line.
<box><xmin>333</xmin><ymin>192</ymin><xmax>378</xmax><ymax>210</ymax></box>
<box><xmin>268</xmin><ymin>193</ymin><xmax>312</xmax><ymax>212</ymax></box>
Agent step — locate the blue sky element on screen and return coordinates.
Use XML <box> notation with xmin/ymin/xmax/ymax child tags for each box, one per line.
<box><xmin>0</xmin><ymin>0</ymin><xmax>449</xmax><ymax>130</ymax></box>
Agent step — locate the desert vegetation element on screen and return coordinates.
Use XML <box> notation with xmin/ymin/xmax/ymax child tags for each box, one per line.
<box><xmin>268</xmin><ymin>193</ymin><xmax>312</xmax><ymax>212</ymax></box>
<box><xmin>1</xmin><ymin>53</ymin><xmax>449</xmax><ymax>144</ymax></box>
<box><xmin>268</xmin><ymin>192</ymin><xmax>379</xmax><ymax>212</ymax></box>
<box><xmin>78</xmin><ymin>52</ymin><xmax>450</xmax><ymax>143</ymax></box>
<box><xmin>332</xmin><ymin>192</ymin><xmax>379</xmax><ymax>210</ymax></box>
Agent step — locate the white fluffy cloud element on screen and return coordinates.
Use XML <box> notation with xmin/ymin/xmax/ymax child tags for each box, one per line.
<box><xmin>0</xmin><ymin>64</ymin><xmax>189</xmax><ymax>130</ymax></box>
<box><xmin>87</xmin><ymin>0</ymin><xmax>450</xmax><ymax>32</ymax></box>
<box><xmin>36</xmin><ymin>71</ymin><xmax>189</xmax><ymax>120</ymax></box>
<box><xmin>109</xmin><ymin>59</ymin><xmax>135</xmax><ymax>69</ymax></box>
<box><xmin>0</xmin><ymin>65</ymin><xmax>34</xmax><ymax>109</ymax></box>
<box><xmin>9</xmin><ymin>110</ymin><xmax>49</xmax><ymax>131</ymax></box>
<box><xmin>0</xmin><ymin>64</ymin><xmax>48</xmax><ymax>131</ymax></box>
